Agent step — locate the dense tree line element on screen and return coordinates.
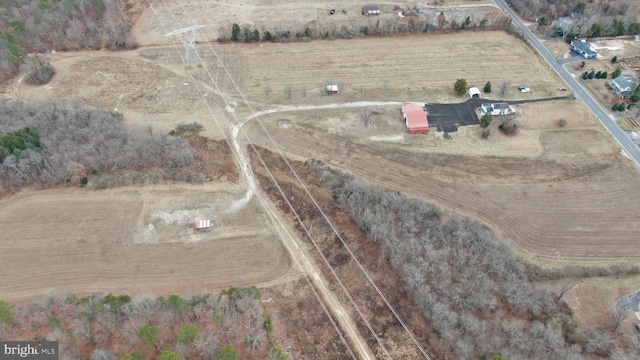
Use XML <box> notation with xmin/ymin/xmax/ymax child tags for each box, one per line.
<box><xmin>0</xmin><ymin>288</ymin><xmax>284</xmax><ymax>359</ymax></box>
<box><xmin>522</xmin><ymin>0</ymin><xmax>640</xmax><ymax>40</ymax></box>
<box><xmin>0</xmin><ymin>0</ymin><xmax>137</xmax><ymax>82</ymax></box>
<box><xmin>0</xmin><ymin>99</ymin><xmax>197</xmax><ymax>194</ymax></box>
<box><xmin>513</xmin><ymin>0</ymin><xmax>637</xmax><ymax>22</ymax></box>
<box><xmin>219</xmin><ymin>12</ymin><xmax>512</xmax><ymax>43</ymax></box>
<box><xmin>308</xmin><ymin>160</ymin><xmax>640</xmax><ymax>359</ymax></box>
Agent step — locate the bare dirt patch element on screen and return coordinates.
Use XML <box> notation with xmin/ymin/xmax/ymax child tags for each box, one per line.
<box><xmin>591</xmin><ymin>38</ymin><xmax>640</xmax><ymax>58</ymax></box>
<box><xmin>0</xmin><ymin>185</ymin><xmax>292</xmax><ymax>302</ymax></box>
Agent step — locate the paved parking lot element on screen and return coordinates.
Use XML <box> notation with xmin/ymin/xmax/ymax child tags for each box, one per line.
<box><xmin>425</xmin><ymin>96</ymin><xmax>572</xmax><ymax>132</ymax></box>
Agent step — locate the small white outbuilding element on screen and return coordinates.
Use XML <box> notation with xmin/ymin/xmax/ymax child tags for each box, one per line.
<box><xmin>195</xmin><ymin>220</ymin><xmax>211</xmax><ymax>230</ymax></box>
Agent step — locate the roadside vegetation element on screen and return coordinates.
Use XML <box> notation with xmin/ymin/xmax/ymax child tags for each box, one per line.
<box><xmin>0</xmin><ymin>0</ymin><xmax>138</xmax><ymax>82</ymax></box>
<box><xmin>0</xmin><ymin>99</ymin><xmax>214</xmax><ymax>196</ymax></box>
<box><xmin>517</xmin><ymin>0</ymin><xmax>640</xmax><ymax>40</ymax></box>
<box><xmin>0</xmin><ymin>288</ymin><xmax>287</xmax><ymax>360</ymax></box>
<box><xmin>220</xmin><ymin>11</ymin><xmax>512</xmax><ymax>43</ymax></box>
<box><xmin>306</xmin><ymin>159</ymin><xmax>640</xmax><ymax>359</ymax></box>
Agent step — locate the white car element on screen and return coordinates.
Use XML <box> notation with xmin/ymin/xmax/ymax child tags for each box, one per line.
<box><xmin>518</xmin><ymin>86</ymin><xmax>531</xmax><ymax>93</ymax></box>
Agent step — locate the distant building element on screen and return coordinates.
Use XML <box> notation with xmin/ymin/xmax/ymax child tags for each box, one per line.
<box><xmin>362</xmin><ymin>5</ymin><xmax>380</xmax><ymax>16</ymax></box>
<box><xmin>401</xmin><ymin>105</ymin><xmax>429</xmax><ymax>134</ymax></box>
<box><xmin>610</xmin><ymin>76</ymin><xmax>637</xmax><ymax>98</ymax></box>
<box><xmin>468</xmin><ymin>87</ymin><xmax>481</xmax><ymax>98</ymax></box>
<box><xmin>571</xmin><ymin>40</ymin><xmax>598</xmax><ymax>59</ymax></box>
<box><xmin>481</xmin><ymin>103</ymin><xmax>515</xmax><ymax>116</ymax></box>
<box><xmin>553</xmin><ymin>14</ymin><xmax>581</xmax><ymax>33</ymax></box>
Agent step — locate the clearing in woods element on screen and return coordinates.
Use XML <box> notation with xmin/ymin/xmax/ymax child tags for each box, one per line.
<box><xmin>0</xmin><ymin>185</ymin><xmax>293</xmax><ymax>302</ymax></box>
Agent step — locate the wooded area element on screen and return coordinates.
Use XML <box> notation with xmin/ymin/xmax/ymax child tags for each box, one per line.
<box><xmin>0</xmin><ymin>99</ymin><xmax>199</xmax><ymax>195</ymax></box>
<box><xmin>220</xmin><ymin>11</ymin><xmax>512</xmax><ymax>43</ymax></box>
<box><xmin>0</xmin><ymin>0</ymin><xmax>137</xmax><ymax>82</ymax></box>
<box><xmin>0</xmin><ymin>289</ymin><xmax>286</xmax><ymax>360</ymax></box>
<box><xmin>513</xmin><ymin>0</ymin><xmax>640</xmax><ymax>37</ymax></box>
<box><xmin>308</xmin><ymin>160</ymin><xmax>640</xmax><ymax>359</ymax></box>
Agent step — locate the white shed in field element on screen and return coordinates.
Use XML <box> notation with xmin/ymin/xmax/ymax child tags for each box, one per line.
<box><xmin>195</xmin><ymin>220</ymin><xmax>211</xmax><ymax>230</ymax></box>
<box><xmin>326</xmin><ymin>84</ymin><xmax>339</xmax><ymax>94</ymax></box>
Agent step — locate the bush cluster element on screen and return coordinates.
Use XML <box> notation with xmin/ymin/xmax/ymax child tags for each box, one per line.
<box><xmin>0</xmin><ymin>99</ymin><xmax>197</xmax><ymax>193</ymax></box>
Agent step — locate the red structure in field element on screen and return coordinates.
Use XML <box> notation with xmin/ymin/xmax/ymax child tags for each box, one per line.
<box><xmin>401</xmin><ymin>105</ymin><xmax>429</xmax><ymax>134</ymax></box>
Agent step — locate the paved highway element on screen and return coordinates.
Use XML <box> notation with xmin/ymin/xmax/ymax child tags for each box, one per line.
<box><xmin>493</xmin><ymin>0</ymin><xmax>640</xmax><ymax>165</ymax></box>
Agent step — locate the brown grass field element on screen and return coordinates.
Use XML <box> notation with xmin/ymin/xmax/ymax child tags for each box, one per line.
<box><xmin>132</xmin><ymin>0</ymin><xmax>495</xmax><ymax>46</ymax></box>
<box><xmin>236</xmin><ymin>31</ymin><xmax>561</xmax><ymax>100</ymax></box>
<box><xmin>243</xmin><ymin>101</ymin><xmax>640</xmax><ymax>263</ymax></box>
<box><xmin>0</xmin><ymin>185</ymin><xmax>293</xmax><ymax>302</ymax></box>
<box><xmin>15</xmin><ymin>27</ymin><xmax>640</xmax><ymax>269</ymax></box>
<box><xmin>5</xmin><ymin>1</ymin><xmax>640</xmax><ymax>345</ymax></box>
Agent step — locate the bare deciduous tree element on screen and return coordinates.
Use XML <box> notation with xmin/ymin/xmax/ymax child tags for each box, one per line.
<box><xmin>609</xmin><ymin>307</ymin><xmax>627</xmax><ymax>331</ymax></box>
<box><xmin>361</xmin><ymin>109</ymin><xmax>373</xmax><ymax>127</ymax></box>
<box><xmin>501</xmin><ymin>78</ymin><xmax>512</xmax><ymax>97</ymax></box>
<box><xmin>557</xmin><ymin>281</ymin><xmax>573</xmax><ymax>300</ymax></box>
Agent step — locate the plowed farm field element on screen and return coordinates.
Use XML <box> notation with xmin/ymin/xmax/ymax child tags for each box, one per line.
<box><xmin>243</xmin><ymin>103</ymin><xmax>640</xmax><ymax>262</ymax></box>
<box><xmin>235</xmin><ymin>31</ymin><xmax>562</xmax><ymax>100</ymax></box>
<box><xmin>0</xmin><ymin>185</ymin><xmax>293</xmax><ymax>302</ymax></box>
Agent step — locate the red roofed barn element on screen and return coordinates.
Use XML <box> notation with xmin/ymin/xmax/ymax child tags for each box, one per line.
<box><xmin>401</xmin><ymin>105</ymin><xmax>429</xmax><ymax>134</ymax></box>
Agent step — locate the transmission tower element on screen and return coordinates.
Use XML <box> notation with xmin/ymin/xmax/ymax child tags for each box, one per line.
<box><xmin>165</xmin><ymin>24</ymin><xmax>206</xmax><ymax>66</ymax></box>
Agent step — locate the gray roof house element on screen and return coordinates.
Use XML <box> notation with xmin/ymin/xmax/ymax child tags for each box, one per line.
<box><xmin>610</xmin><ymin>76</ymin><xmax>637</xmax><ymax>98</ymax></box>
<box><xmin>554</xmin><ymin>17</ymin><xmax>573</xmax><ymax>30</ymax></box>
<box><xmin>481</xmin><ymin>103</ymin><xmax>515</xmax><ymax>116</ymax></box>
<box><xmin>553</xmin><ymin>17</ymin><xmax>579</xmax><ymax>33</ymax></box>
<box><xmin>571</xmin><ymin>40</ymin><xmax>598</xmax><ymax>59</ymax></box>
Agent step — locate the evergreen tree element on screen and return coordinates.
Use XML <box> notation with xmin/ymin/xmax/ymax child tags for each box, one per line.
<box><xmin>484</xmin><ymin>81</ymin><xmax>492</xmax><ymax>93</ymax></box>
<box><xmin>231</xmin><ymin>23</ymin><xmax>240</xmax><ymax>41</ymax></box>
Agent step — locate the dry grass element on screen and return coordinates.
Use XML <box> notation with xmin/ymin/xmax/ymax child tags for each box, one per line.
<box><xmin>178</xmin><ymin>130</ymin><xmax>240</xmax><ymax>182</ymax></box>
<box><xmin>229</xmin><ymin>31</ymin><xmax>562</xmax><ymax>101</ymax></box>
<box><xmin>244</xmin><ymin>99</ymin><xmax>640</xmax><ymax>262</ymax></box>
<box><xmin>132</xmin><ymin>0</ymin><xmax>495</xmax><ymax>45</ymax></box>
<box><xmin>0</xmin><ymin>186</ymin><xmax>292</xmax><ymax>302</ymax></box>
<box><xmin>564</xmin><ymin>275</ymin><xmax>640</xmax><ymax>331</ymax></box>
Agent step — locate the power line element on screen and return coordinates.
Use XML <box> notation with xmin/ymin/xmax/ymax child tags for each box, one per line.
<box><xmin>152</xmin><ymin>1</ymin><xmax>431</xmax><ymax>358</ymax></box>
<box><xmin>154</xmin><ymin>0</ymin><xmax>388</xmax><ymax>356</ymax></box>
<box><xmin>144</xmin><ymin>2</ymin><xmax>358</xmax><ymax>359</ymax></box>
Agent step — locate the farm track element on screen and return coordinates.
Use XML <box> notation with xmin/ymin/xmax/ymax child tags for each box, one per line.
<box><xmin>145</xmin><ymin>0</ymin><xmax>385</xmax><ymax>358</ymax></box>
